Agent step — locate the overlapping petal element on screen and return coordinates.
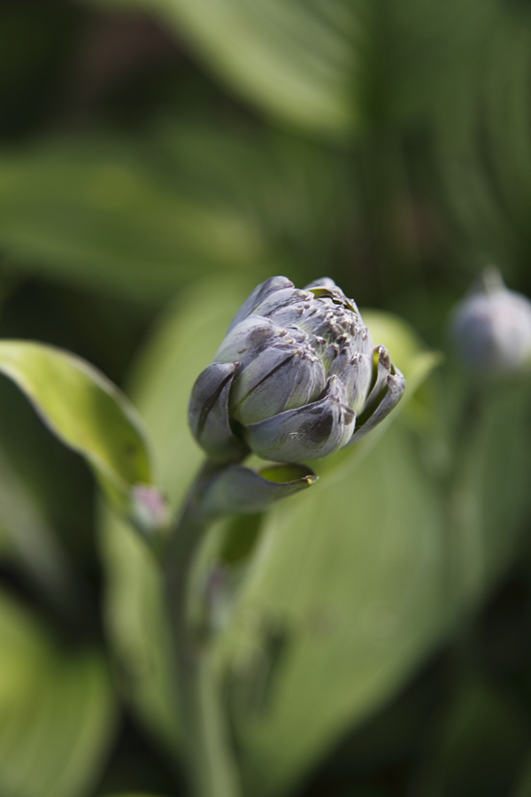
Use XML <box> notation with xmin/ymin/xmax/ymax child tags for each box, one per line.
<box><xmin>348</xmin><ymin>365</ymin><xmax>406</xmax><ymax>445</ymax></box>
<box><xmin>244</xmin><ymin>376</ymin><xmax>356</xmax><ymax>462</ymax></box>
<box><xmin>230</xmin><ymin>343</ymin><xmax>326</xmax><ymax>425</ymax></box>
<box><xmin>188</xmin><ymin>361</ymin><xmax>248</xmax><ymax>461</ymax></box>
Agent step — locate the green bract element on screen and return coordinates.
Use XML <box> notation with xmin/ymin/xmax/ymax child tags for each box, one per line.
<box><xmin>188</xmin><ymin>277</ymin><xmax>405</xmax><ymax>463</ymax></box>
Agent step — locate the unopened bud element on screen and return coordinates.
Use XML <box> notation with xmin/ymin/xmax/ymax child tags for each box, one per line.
<box><xmin>189</xmin><ymin>276</ymin><xmax>405</xmax><ymax>463</ymax></box>
<box><xmin>451</xmin><ymin>269</ymin><xmax>531</xmax><ymax>375</ymax></box>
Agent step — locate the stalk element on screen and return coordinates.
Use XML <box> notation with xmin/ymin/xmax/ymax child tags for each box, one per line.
<box><xmin>163</xmin><ymin>460</ymin><xmax>243</xmax><ymax>797</ymax></box>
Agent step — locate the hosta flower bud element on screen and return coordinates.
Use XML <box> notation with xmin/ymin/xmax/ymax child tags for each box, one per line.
<box><xmin>451</xmin><ymin>269</ymin><xmax>531</xmax><ymax>375</ymax></box>
<box><xmin>189</xmin><ymin>276</ymin><xmax>405</xmax><ymax>463</ymax></box>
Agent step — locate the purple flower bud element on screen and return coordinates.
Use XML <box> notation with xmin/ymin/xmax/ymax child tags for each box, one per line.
<box><xmin>189</xmin><ymin>277</ymin><xmax>406</xmax><ymax>463</ymax></box>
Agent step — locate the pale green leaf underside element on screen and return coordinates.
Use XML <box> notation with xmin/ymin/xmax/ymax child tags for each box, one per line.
<box><xmin>0</xmin><ymin>341</ymin><xmax>152</xmax><ymax>501</ymax></box>
<box><xmin>0</xmin><ymin>589</ymin><xmax>116</xmax><ymax>797</ymax></box>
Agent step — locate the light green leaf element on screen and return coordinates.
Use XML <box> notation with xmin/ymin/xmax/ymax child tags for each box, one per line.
<box><xmin>0</xmin><ymin>340</ymin><xmax>153</xmax><ymax>511</ymax></box>
<box><xmin>0</xmin><ymin>589</ymin><xmax>116</xmax><ymax>797</ymax></box>
<box><xmin>226</xmin><ymin>372</ymin><xmax>531</xmax><ymax>797</ymax></box>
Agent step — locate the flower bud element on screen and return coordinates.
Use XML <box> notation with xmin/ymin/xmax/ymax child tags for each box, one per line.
<box><xmin>451</xmin><ymin>269</ymin><xmax>531</xmax><ymax>375</ymax></box>
<box><xmin>189</xmin><ymin>276</ymin><xmax>406</xmax><ymax>464</ymax></box>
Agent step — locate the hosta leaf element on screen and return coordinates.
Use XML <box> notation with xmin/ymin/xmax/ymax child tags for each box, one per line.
<box><xmin>0</xmin><ymin>589</ymin><xmax>116</xmax><ymax>797</ymax></box>
<box><xmin>0</xmin><ymin>340</ymin><xmax>153</xmax><ymax>514</ymax></box>
<box><xmin>0</xmin><ymin>126</ymin><xmax>349</xmax><ymax>298</ymax></box>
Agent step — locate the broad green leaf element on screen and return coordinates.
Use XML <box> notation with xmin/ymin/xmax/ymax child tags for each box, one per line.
<box><xmin>0</xmin><ymin>588</ymin><xmax>116</xmax><ymax>797</ymax></box>
<box><xmin>0</xmin><ymin>126</ymin><xmax>349</xmax><ymax>298</ymax></box>
<box><xmin>0</xmin><ymin>340</ymin><xmax>153</xmax><ymax>512</ymax></box>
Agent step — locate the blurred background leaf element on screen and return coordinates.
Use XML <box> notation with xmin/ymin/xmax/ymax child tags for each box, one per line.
<box><xmin>0</xmin><ymin>588</ymin><xmax>116</xmax><ymax>797</ymax></box>
<box><xmin>0</xmin><ymin>126</ymin><xmax>351</xmax><ymax>300</ymax></box>
<box><xmin>85</xmin><ymin>0</ymin><xmax>363</xmax><ymax>135</ymax></box>
<box><xmin>410</xmin><ymin>678</ymin><xmax>530</xmax><ymax>797</ymax></box>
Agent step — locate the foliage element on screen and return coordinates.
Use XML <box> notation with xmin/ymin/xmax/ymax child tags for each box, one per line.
<box><xmin>1</xmin><ymin>1</ymin><xmax>531</xmax><ymax>796</ymax></box>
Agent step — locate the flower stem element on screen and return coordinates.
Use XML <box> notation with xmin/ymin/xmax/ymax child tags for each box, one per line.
<box><xmin>163</xmin><ymin>460</ymin><xmax>243</xmax><ymax>797</ymax></box>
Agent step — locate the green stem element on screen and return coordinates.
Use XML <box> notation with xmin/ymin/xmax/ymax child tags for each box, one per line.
<box><xmin>163</xmin><ymin>460</ymin><xmax>243</xmax><ymax>797</ymax></box>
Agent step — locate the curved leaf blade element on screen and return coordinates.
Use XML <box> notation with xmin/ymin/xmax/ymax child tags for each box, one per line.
<box><xmin>0</xmin><ymin>340</ymin><xmax>153</xmax><ymax>504</ymax></box>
